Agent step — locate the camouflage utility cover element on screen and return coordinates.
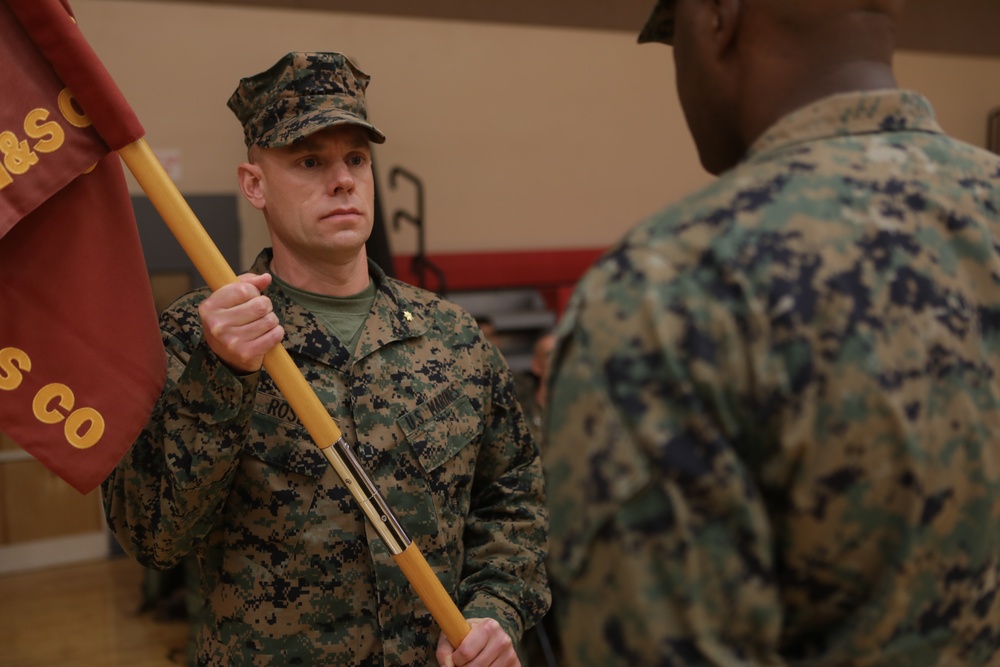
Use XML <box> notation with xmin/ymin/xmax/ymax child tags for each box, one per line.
<box><xmin>227</xmin><ymin>51</ymin><xmax>386</xmax><ymax>148</ymax></box>
<box><xmin>104</xmin><ymin>253</ymin><xmax>550</xmax><ymax>665</ymax></box>
<box><xmin>544</xmin><ymin>90</ymin><xmax>1000</xmax><ymax>666</ymax></box>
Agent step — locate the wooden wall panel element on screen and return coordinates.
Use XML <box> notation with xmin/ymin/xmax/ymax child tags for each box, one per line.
<box><xmin>0</xmin><ymin>432</ymin><xmax>19</xmax><ymax>545</ymax></box>
<box><xmin>1</xmin><ymin>459</ymin><xmax>103</xmax><ymax>544</ymax></box>
<box><xmin>0</xmin><ymin>456</ymin><xmax>6</xmax><ymax>545</ymax></box>
<box><xmin>149</xmin><ymin>271</ymin><xmax>193</xmax><ymax>315</ymax></box>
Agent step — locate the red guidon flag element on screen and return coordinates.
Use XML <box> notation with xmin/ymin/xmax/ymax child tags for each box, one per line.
<box><xmin>0</xmin><ymin>0</ymin><xmax>165</xmax><ymax>493</ymax></box>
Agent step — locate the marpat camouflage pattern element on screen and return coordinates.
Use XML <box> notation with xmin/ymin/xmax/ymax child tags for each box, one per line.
<box><xmin>105</xmin><ymin>252</ymin><xmax>550</xmax><ymax>666</ymax></box>
<box><xmin>544</xmin><ymin>90</ymin><xmax>1000</xmax><ymax>666</ymax></box>
<box><xmin>227</xmin><ymin>51</ymin><xmax>386</xmax><ymax>148</ymax></box>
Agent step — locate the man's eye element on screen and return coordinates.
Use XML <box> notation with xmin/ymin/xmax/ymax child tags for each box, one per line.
<box><xmin>301</xmin><ymin>157</ymin><xmax>319</xmax><ymax>168</ymax></box>
<box><xmin>348</xmin><ymin>154</ymin><xmax>366</xmax><ymax>167</ymax></box>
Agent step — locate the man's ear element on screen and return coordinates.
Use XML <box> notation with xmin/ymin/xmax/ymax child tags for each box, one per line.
<box><xmin>237</xmin><ymin>162</ymin><xmax>266</xmax><ymax>211</ymax></box>
<box><xmin>708</xmin><ymin>0</ymin><xmax>741</xmax><ymax>57</ymax></box>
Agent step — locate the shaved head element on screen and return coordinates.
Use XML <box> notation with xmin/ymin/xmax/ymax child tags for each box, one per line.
<box><xmin>763</xmin><ymin>0</ymin><xmax>903</xmax><ymax>23</ymax></box>
<box><xmin>754</xmin><ymin>0</ymin><xmax>904</xmax><ymax>63</ymax></box>
<box><xmin>651</xmin><ymin>0</ymin><xmax>903</xmax><ymax>174</ymax></box>
<box><xmin>779</xmin><ymin>0</ymin><xmax>902</xmax><ymax>22</ymax></box>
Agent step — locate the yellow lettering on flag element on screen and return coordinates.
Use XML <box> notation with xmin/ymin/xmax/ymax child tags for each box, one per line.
<box><xmin>1</xmin><ymin>346</ymin><xmax>106</xmax><ymax>450</ymax></box>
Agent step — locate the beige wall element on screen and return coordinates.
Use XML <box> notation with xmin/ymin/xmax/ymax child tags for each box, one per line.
<box><xmin>74</xmin><ymin>0</ymin><xmax>1000</xmax><ymax>269</ymax></box>
<box><xmin>895</xmin><ymin>51</ymin><xmax>1000</xmax><ymax>148</ymax></box>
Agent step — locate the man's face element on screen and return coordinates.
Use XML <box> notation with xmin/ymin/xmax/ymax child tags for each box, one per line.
<box><xmin>670</xmin><ymin>0</ymin><xmax>745</xmax><ymax>175</ymax></box>
<box><xmin>248</xmin><ymin>124</ymin><xmax>375</xmax><ymax>268</ymax></box>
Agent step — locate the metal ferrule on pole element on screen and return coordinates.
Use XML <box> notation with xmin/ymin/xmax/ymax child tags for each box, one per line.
<box><xmin>322</xmin><ymin>438</ymin><xmax>411</xmax><ymax>555</ymax></box>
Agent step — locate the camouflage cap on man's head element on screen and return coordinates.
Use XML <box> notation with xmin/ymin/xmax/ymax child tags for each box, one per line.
<box><xmin>638</xmin><ymin>0</ymin><xmax>674</xmax><ymax>45</ymax></box>
<box><xmin>228</xmin><ymin>51</ymin><xmax>386</xmax><ymax>148</ymax></box>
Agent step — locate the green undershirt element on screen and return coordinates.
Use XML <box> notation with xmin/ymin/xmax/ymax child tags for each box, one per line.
<box><xmin>273</xmin><ymin>274</ymin><xmax>376</xmax><ymax>355</ymax></box>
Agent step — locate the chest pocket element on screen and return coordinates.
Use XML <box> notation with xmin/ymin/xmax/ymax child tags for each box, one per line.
<box><xmin>397</xmin><ymin>384</ymin><xmax>481</xmax><ymax>474</ymax></box>
<box><xmin>246</xmin><ymin>392</ymin><xmax>329</xmax><ymax>479</ymax></box>
<box><xmin>217</xmin><ymin>393</ymin><xmax>329</xmax><ymax>577</ymax></box>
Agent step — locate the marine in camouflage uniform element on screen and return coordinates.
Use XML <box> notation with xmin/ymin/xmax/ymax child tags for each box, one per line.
<box><xmin>103</xmin><ymin>52</ymin><xmax>549</xmax><ymax>665</ymax></box>
<box><xmin>543</xmin><ymin>1</ymin><xmax>1000</xmax><ymax>665</ymax></box>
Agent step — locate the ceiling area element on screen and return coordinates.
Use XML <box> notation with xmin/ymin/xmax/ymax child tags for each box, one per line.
<box><xmin>134</xmin><ymin>0</ymin><xmax>1000</xmax><ymax>58</ymax></box>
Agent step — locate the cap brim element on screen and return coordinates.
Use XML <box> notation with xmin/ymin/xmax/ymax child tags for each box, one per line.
<box><xmin>637</xmin><ymin>0</ymin><xmax>674</xmax><ymax>45</ymax></box>
<box><xmin>259</xmin><ymin>107</ymin><xmax>386</xmax><ymax>147</ymax></box>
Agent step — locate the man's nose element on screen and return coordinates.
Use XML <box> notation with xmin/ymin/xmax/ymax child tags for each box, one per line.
<box><xmin>328</xmin><ymin>163</ymin><xmax>354</xmax><ymax>194</ymax></box>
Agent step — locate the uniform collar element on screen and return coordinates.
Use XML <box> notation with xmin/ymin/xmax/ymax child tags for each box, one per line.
<box><xmin>250</xmin><ymin>249</ymin><xmax>429</xmax><ymax>366</ymax></box>
<box><xmin>746</xmin><ymin>89</ymin><xmax>943</xmax><ymax>164</ymax></box>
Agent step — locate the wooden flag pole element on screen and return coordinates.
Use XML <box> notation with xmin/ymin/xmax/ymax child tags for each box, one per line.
<box><xmin>118</xmin><ymin>137</ymin><xmax>471</xmax><ymax>648</ymax></box>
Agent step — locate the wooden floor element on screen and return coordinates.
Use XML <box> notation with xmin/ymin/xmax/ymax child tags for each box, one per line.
<box><xmin>0</xmin><ymin>557</ymin><xmax>189</xmax><ymax>667</ymax></box>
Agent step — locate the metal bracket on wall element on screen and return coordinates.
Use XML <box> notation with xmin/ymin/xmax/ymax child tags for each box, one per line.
<box><xmin>389</xmin><ymin>166</ymin><xmax>447</xmax><ymax>294</ymax></box>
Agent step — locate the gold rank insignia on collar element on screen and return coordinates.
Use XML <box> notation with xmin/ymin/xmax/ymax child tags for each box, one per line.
<box><xmin>404</xmin><ymin>311</ymin><xmax>413</xmax><ymax>321</ymax></box>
